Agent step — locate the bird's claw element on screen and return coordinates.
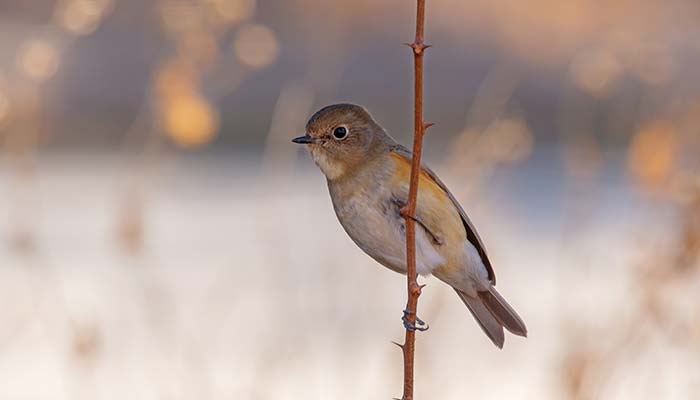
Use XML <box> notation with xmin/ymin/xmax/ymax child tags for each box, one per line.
<box><xmin>402</xmin><ymin>309</ymin><xmax>429</xmax><ymax>332</ymax></box>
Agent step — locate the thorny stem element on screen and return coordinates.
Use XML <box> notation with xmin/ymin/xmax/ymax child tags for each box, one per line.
<box><xmin>400</xmin><ymin>1</ymin><xmax>430</xmax><ymax>399</ymax></box>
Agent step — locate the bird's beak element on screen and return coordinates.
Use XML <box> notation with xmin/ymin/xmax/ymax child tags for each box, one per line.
<box><xmin>292</xmin><ymin>135</ymin><xmax>317</xmax><ymax>144</ymax></box>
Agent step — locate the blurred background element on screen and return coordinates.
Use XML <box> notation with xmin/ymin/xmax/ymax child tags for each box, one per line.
<box><xmin>1</xmin><ymin>0</ymin><xmax>699</xmax><ymax>398</ymax></box>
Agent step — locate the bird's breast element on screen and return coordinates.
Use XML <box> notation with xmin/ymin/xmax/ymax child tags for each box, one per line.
<box><xmin>329</xmin><ymin>173</ymin><xmax>446</xmax><ymax>275</ymax></box>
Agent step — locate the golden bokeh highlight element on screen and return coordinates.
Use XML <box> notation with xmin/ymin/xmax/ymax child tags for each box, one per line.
<box><xmin>16</xmin><ymin>40</ymin><xmax>60</xmax><ymax>83</ymax></box>
<box><xmin>155</xmin><ymin>62</ymin><xmax>220</xmax><ymax>149</ymax></box>
<box><xmin>445</xmin><ymin>128</ymin><xmax>480</xmax><ymax>171</ymax></box>
<box><xmin>53</xmin><ymin>0</ymin><xmax>112</xmax><ymax>36</ymax></box>
<box><xmin>209</xmin><ymin>0</ymin><xmax>256</xmax><ymax>23</ymax></box>
<box><xmin>163</xmin><ymin>94</ymin><xmax>219</xmax><ymax>149</ymax></box>
<box><xmin>155</xmin><ymin>62</ymin><xmax>198</xmax><ymax>100</ymax></box>
<box><xmin>628</xmin><ymin>121</ymin><xmax>679</xmax><ymax>192</ymax></box>
<box><xmin>569</xmin><ymin>47</ymin><xmax>623</xmax><ymax>97</ymax></box>
<box><xmin>481</xmin><ymin>118</ymin><xmax>534</xmax><ymax>164</ymax></box>
<box><xmin>234</xmin><ymin>23</ymin><xmax>279</xmax><ymax>68</ymax></box>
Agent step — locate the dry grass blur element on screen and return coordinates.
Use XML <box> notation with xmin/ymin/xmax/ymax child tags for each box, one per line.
<box><xmin>0</xmin><ymin>0</ymin><xmax>699</xmax><ymax>399</ymax></box>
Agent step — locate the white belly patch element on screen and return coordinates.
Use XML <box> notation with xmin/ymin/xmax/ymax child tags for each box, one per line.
<box><xmin>414</xmin><ymin>228</ymin><xmax>446</xmax><ymax>275</ymax></box>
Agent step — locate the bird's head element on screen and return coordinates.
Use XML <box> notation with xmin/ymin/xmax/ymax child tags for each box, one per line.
<box><xmin>293</xmin><ymin>103</ymin><xmax>388</xmax><ymax>180</ymax></box>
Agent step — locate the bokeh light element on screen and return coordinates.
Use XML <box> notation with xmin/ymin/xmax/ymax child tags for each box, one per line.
<box><xmin>481</xmin><ymin>117</ymin><xmax>534</xmax><ymax>164</ymax></box>
<box><xmin>209</xmin><ymin>0</ymin><xmax>256</xmax><ymax>23</ymax></box>
<box><xmin>628</xmin><ymin>120</ymin><xmax>679</xmax><ymax>192</ymax></box>
<box><xmin>16</xmin><ymin>39</ymin><xmax>60</xmax><ymax>83</ymax></box>
<box><xmin>53</xmin><ymin>0</ymin><xmax>112</xmax><ymax>36</ymax></box>
<box><xmin>569</xmin><ymin>47</ymin><xmax>623</xmax><ymax>97</ymax></box>
<box><xmin>155</xmin><ymin>61</ymin><xmax>198</xmax><ymax>100</ymax></box>
<box><xmin>154</xmin><ymin>60</ymin><xmax>220</xmax><ymax>149</ymax></box>
<box><xmin>162</xmin><ymin>93</ymin><xmax>220</xmax><ymax>149</ymax></box>
<box><xmin>233</xmin><ymin>23</ymin><xmax>279</xmax><ymax>68</ymax></box>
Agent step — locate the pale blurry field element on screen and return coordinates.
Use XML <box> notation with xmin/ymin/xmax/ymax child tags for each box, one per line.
<box><xmin>1</xmin><ymin>153</ymin><xmax>698</xmax><ymax>399</ymax></box>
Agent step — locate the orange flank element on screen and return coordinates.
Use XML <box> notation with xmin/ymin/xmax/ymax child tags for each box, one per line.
<box><xmin>389</xmin><ymin>151</ymin><xmax>467</xmax><ymax>278</ymax></box>
<box><xmin>389</xmin><ymin>151</ymin><xmax>450</xmax><ymax>204</ymax></box>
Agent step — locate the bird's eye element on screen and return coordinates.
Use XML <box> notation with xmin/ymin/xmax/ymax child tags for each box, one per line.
<box><xmin>332</xmin><ymin>126</ymin><xmax>348</xmax><ymax>140</ymax></box>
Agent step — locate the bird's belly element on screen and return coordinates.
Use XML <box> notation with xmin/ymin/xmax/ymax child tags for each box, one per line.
<box><xmin>333</xmin><ymin>195</ymin><xmax>445</xmax><ymax>275</ymax></box>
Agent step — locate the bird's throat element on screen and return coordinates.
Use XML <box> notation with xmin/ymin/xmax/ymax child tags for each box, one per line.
<box><xmin>309</xmin><ymin>147</ymin><xmax>346</xmax><ymax>180</ymax></box>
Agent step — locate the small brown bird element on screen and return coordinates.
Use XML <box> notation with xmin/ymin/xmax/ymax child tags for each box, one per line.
<box><xmin>293</xmin><ymin>104</ymin><xmax>527</xmax><ymax>348</ymax></box>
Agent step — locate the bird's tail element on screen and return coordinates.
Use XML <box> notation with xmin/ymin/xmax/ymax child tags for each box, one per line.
<box><xmin>455</xmin><ymin>287</ymin><xmax>527</xmax><ymax>349</ymax></box>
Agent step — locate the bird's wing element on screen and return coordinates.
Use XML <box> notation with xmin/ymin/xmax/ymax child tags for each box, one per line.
<box><xmin>389</xmin><ymin>145</ymin><xmax>496</xmax><ymax>284</ymax></box>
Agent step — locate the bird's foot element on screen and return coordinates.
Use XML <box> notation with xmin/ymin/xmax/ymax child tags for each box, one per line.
<box><xmin>402</xmin><ymin>309</ymin><xmax>429</xmax><ymax>332</ymax></box>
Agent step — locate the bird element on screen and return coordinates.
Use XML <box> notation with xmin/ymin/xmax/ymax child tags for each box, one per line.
<box><xmin>292</xmin><ymin>103</ymin><xmax>527</xmax><ymax>348</ymax></box>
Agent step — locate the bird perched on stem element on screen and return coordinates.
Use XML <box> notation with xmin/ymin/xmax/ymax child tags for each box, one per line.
<box><xmin>293</xmin><ymin>103</ymin><xmax>527</xmax><ymax>348</ymax></box>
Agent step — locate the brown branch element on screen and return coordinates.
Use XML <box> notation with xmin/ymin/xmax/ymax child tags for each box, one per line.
<box><xmin>400</xmin><ymin>1</ymin><xmax>429</xmax><ymax>399</ymax></box>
